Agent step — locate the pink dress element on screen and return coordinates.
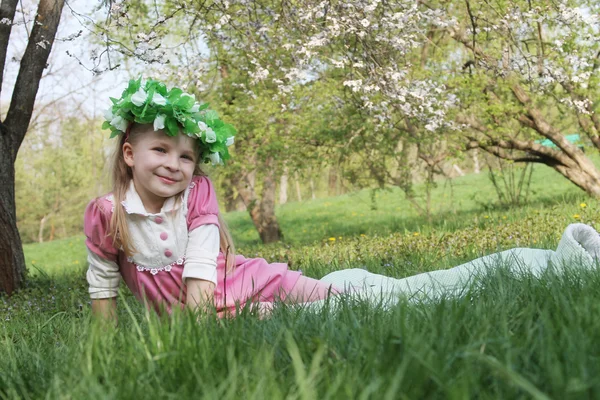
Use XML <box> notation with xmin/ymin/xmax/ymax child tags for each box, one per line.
<box><xmin>84</xmin><ymin>176</ymin><xmax>302</xmax><ymax>315</ymax></box>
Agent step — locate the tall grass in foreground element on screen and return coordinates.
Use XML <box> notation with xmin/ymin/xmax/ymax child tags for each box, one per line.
<box><xmin>2</xmin><ymin>266</ymin><xmax>600</xmax><ymax>399</ymax></box>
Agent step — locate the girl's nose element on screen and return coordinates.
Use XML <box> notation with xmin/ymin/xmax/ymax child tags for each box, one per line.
<box><xmin>163</xmin><ymin>154</ymin><xmax>180</xmax><ymax>171</ymax></box>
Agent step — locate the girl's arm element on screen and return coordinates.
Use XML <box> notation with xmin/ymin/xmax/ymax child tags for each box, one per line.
<box><xmin>91</xmin><ymin>298</ymin><xmax>117</xmax><ymax>322</ymax></box>
<box><xmin>186</xmin><ymin>278</ymin><xmax>216</xmax><ymax>314</ymax></box>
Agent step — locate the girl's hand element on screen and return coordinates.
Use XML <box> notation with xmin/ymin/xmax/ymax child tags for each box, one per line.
<box><xmin>185</xmin><ymin>278</ymin><xmax>216</xmax><ymax>316</ymax></box>
<box><xmin>91</xmin><ymin>298</ymin><xmax>117</xmax><ymax>325</ymax></box>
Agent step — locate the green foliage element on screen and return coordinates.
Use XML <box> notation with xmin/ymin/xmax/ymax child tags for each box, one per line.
<box><xmin>15</xmin><ymin>117</ymin><xmax>110</xmax><ymax>243</ymax></box>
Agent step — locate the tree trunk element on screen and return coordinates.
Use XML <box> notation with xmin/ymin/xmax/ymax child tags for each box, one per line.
<box><xmin>253</xmin><ymin>165</ymin><xmax>283</xmax><ymax>243</ymax></box>
<box><xmin>234</xmin><ymin>160</ymin><xmax>284</xmax><ymax>244</ymax></box>
<box><xmin>472</xmin><ymin>149</ymin><xmax>480</xmax><ymax>174</ymax></box>
<box><xmin>38</xmin><ymin>214</ymin><xmax>49</xmax><ymax>243</ymax></box>
<box><xmin>328</xmin><ymin>166</ymin><xmax>338</xmax><ymax>196</ymax></box>
<box><xmin>0</xmin><ymin>135</ymin><xmax>25</xmax><ymax>295</ymax></box>
<box><xmin>279</xmin><ymin>169</ymin><xmax>288</xmax><ymax>205</ymax></box>
<box><xmin>294</xmin><ymin>171</ymin><xmax>302</xmax><ymax>201</ymax></box>
<box><xmin>0</xmin><ymin>0</ymin><xmax>65</xmax><ymax>294</ymax></box>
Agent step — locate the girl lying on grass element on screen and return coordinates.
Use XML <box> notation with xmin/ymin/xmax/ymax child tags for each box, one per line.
<box><xmin>86</xmin><ymin>78</ymin><xmax>341</xmax><ymax>320</ymax></box>
<box><xmin>86</xmin><ymin>78</ymin><xmax>600</xmax><ymax>321</ymax></box>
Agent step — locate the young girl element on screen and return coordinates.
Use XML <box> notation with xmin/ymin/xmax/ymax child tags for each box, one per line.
<box><xmin>86</xmin><ymin>77</ymin><xmax>600</xmax><ymax>319</ymax></box>
<box><xmin>85</xmin><ymin>78</ymin><xmax>340</xmax><ymax>319</ymax></box>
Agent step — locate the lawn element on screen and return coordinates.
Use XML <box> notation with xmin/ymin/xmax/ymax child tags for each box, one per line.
<box><xmin>3</xmin><ymin>164</ymin><xmax>600</xmax><ymax>399</ymax></box>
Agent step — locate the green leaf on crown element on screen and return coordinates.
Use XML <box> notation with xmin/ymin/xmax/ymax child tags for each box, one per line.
<box><xmin>165</xmin><ymin>116</ymin><xmax>179</xmax><ymax>136</ymax></box>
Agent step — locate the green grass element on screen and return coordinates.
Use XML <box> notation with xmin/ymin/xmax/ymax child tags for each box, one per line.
<box><xmin>2</xmin><ymin>269</ymin><xmax>600</xmax><ymax>398</ymax></box>
<box><xmin>4</xmin><ymin>163</ymin><xmax>600</xmax><ymax>398</ymax></box>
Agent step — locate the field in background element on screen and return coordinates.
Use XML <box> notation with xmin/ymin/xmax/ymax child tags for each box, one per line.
<box><xmin>22</xmin><ymin>162</ymin><xmax>593</xmax><ymax>277</ymax></box>
<box><xmin>4</xmin><ymin>163</ymin><xmax>600</xmax><ymax>399</ymax></box>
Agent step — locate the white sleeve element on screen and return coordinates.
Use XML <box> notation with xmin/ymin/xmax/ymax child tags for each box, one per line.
<box><xmin>183</xmin><ymin>224</ymin><xmax>220</xmax><ymax>285</ymax></box>
<box><xmin>86</xmin><ymin>250</ymin><xmax>120</xmax><ymax>299</ymax></box>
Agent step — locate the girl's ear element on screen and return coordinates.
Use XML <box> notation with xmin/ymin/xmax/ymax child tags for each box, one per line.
<box><xmin>123</xmin><ymin>143</ymin><xmax>135</xmax><ymax>167</ymax></box>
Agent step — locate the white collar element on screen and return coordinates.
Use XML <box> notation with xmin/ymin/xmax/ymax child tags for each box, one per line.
<box><xmin>121</xmin><ymin>181</ymin><xmax>182</xmax><ymax>216</ymax></box>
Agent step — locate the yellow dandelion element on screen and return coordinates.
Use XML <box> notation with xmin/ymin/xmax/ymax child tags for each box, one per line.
<box><xmin>338</xmin><ymin>236</ymin><xmax>342</xmax><ymax>239</ymax></box>
<box><xmin>328</xmin><ymin>237</ymin><xmax>336</xmax><ymax>241</ymax></box>
<box><xmin>484</xmin><ymin>215</ymin><xmax>489</xmax><ymax>219</ymax></box>
<box><xmin>413</xmin><ymin>232</ymin><xmax>420</xmax><ymax>236</ymax></box>
<box><xmin>580</xmin><ymin>203</ymin><xmax>587</xmax><ymax>208</ymax></box>
<box><xmin>573</xmin><ymin>214</ymin><xmax>581</xmax><ymax>219</ymax></box>
<box><xmin>360</xmin><ymin>234</ymin><xmax>366</xmax><ymax>237</ymax></box>
<box><xmin>502</xmin><ymin>216</ymin><xmax>507</xmax><ymax>219</ymax></box>
<box><xmin>32</xmin><ymin>260</ymin><xmax>36</xmax><ymax>264</ymax></box>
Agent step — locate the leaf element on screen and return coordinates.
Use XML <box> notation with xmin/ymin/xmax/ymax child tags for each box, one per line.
<box><xmin>101</xmin><ymin>121</ymin><xmax>111</xmax><ymax>129</ymax></box>
<box><xmin>176</xmin><ymin>95</ymin><xmax>195</xmax><ymax>110</ymax></box>
<box><xmin>221</xmin><ymin>123</ymin><xmax>237</xmax><ymax>137</ymax></box>
<box><xmin>204</xmin><ymin>109</ymin><xmax>219</xmax><ymax>123</ymax></box>
<box><xmin>126</xmin><ymin>77</ymin><xmax>141</xmax><ymax>95</ymax></box>
<box><xmin>210</xmin><ymin>142</ymin><xmax>226</xmax><ymax>153</ymax></box>
<box><xmin>165</xmin><ymin>116</ymin><xmax>179</xmax><ymax>136</ymax></box>
<box><xmin>184</xmin><ymin>118</ymin><xmax>200</xmax><ymax>134</ymax></box>
<box><xmin>168</xmin><ymin>88</ymin><xmax>183</xmax><ymax>102</ymax></box>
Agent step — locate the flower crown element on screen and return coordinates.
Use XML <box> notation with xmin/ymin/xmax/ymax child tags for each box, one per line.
<box><xmin>102</xmin><ymin>77</ymin><xmax>235</xmax><ymax>165</ymax></box>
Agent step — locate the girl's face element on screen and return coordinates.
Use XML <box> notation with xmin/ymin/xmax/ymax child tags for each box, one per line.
<box><xmin>123</xmin><ymin>127</ymin><xmax>197</xmax><ymax>213</ymax></box>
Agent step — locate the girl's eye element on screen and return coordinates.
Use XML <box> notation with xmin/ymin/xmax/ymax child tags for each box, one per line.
<box><xmin>153</xmin><ymin>147</ymin><xmax>166</xmax><ymax>153</ymax></box>
<box><xmin>181</xmin><ymin>155</ymin><xmax>194</xmax><ymax>161</ymax></box>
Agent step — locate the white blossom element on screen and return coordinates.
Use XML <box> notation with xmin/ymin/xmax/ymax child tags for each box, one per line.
<box><xmin>153</xmin><ymin>114</ymin><xmax>166</xmax><ymax>131</ymax></box>
<box><xmin>209</xmin><ymin>152</ymin><xmax>222</xmax><ymax>165</ymax></box>
<box><xmin>131</xmin><ymin>88</ymin><xmax>147</xmax><ymax>106</ymax></box>
<box><xmin>204</xmin><ymin>128</ymin><xmax>217</xmax><ymax>143</ymax></box>
<box><xmin>343</xmin><ymin>79</ymin><xmax>363</xmax><ymax>92</ymax></box>
<box><xmin>103</xmin><ymin>108</ymin><xmax>114</xmax><ymax>121</ymax></box>
<box><xmin>151</xmin><ymin>93</ymin><xmax>167</xmax><ymax>106</ymax></box>
<box><xmin>110</xmin><ymin>116</ymin><xmax>128</xmax><ymax>132</ymax></box>
<box><xmin>197</xmin><ymin>121</ymin><xmax>208</xmax><ymax>132</ymax></box>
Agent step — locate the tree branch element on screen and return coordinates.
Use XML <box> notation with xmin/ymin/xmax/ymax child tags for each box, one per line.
<box><xmin>510</xmin><ymin>84</ymin><xmax>582</xmax><ymax>161</ymax></box>
<box><xmin>0</xmin><ymin>0</ymin><xmax>19</xmax><ymax>102</ymax></box>
<box><xmin>4</xmin><ymin>0</ymin><xmax>65</xmax><ymax>160</ymax></box>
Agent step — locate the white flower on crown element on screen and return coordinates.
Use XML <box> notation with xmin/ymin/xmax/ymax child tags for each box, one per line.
<box><xmin>110</xmin><ymin>116</ymin><xmax>128</xmax><ymax>132</ymax></box>
<box><xmin>197</xmin><ymin>121</ymin><xmax>208</xmax><ymax>132</ymax></box>
<box><xmin>154</xmin><ymin>114</ymin><xmax>166</xmax><ymax>131</ymax></box>
<box><xmin>152</xmin><ymin>93</ymin><xmax>167</xmax><ymax>106</ymax></box>
<box><xmin>204</xmin><ymin>127</ymin><xmax>216</xmax><ymax>143</ymax></box>
<box><xmin>103</xmin><ymin>108</ymin><xmax>114</xmax><ymax>121</ymax></box>
<box><xmin>225</xmin><ymin>136</ymin><xmax>235</xmax><ymax>146</ymax></box>
<box><xmin>190</xmin><ymin>103</ymin><xmax>200</xmax><ymax>113</ymax></box>
<box><xmin>209</xmin><ymin>152</ymin><xmax>221</xmax><ymax>165</ymax></box>
<box><xmin>131</xmin><ymin>87</ymin><xmax>148</xmax><ymax>106</ymax></box>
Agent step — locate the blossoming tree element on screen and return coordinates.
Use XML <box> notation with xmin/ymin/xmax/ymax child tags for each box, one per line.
<box><xmin>96</xmin><ymin>0</ymin><xmax>600</xmax><ymax>247</ymax></box>
<box><xmin>444</xmin><ymin>0</ymin><xmax>600</xmax><ymax>197</ymax></box>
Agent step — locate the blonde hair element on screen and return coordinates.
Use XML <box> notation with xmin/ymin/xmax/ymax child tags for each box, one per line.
<box><xmin>108</xmin><ymin>123</ymin><xmax>236</xmax><ymax>272</ymax></box>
